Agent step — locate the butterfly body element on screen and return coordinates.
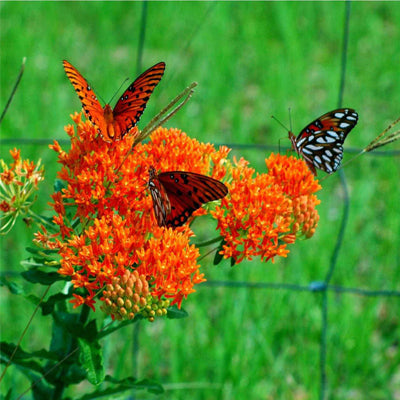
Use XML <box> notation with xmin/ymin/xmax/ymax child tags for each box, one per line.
<box><xmin>63</xmin><ymin>60</ymin><xmax>165</xmax><ymax>142</ymax></box>
<box><xmin>289</xmin><ymin>108</ymin><xmax>358</xmax><ymax>175</ymax></box>
<box><xmin>148</xmin><ymin>166</ymin><xmax>228</xmax><ymax>228</ymax></box>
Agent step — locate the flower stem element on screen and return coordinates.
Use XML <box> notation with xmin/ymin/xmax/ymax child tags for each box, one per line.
<box><xmin>0</xmin><ymin>285</ymin><xmax>51</xmax><ymax>384</ymax></box>
<box><xmin>0</xmin><ymin>57</ymin><xmax>26</xmax><ymax>125</ymax></box>
<box><xmin>194</xmin><ymin>236</ymin><xmax>224</xmax><ymax>248</ymax></box>
<box><xmin>198</xmin><ymin>245</ymin><xmax>221</xmax><ymax>262</ymax></box>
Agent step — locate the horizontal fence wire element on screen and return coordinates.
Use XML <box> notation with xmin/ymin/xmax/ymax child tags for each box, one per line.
<box><xmin>202</xmin><ymin>281</ymin><xmax>400</xmax><ymax>297</ymax></box>
<box><xmin>1</xmin><ymin>138</ymin><xmax>399</xmax><ymax>157</ymax></box>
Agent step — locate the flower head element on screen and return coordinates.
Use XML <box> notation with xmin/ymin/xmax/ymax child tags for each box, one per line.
<box><xmin>0</xmin><ymin>149</ymin><xmax>44</xmax><ymax>235</ymax></box>
<box><xmin>36</xmin><ymin>117</ymin><xmax>219</xmax><ymax>319</ymax></box>
<box><xmin>36</xmin><ymin>113</ymin><xmax>321</xmax><ymax>319</ymax></box>
<box><xmin>213</xmin><ymin>153</ymin><xmax>321</xmax><ymax>263</ymax></box>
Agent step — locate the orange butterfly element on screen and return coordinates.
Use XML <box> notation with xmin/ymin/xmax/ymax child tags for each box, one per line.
<box><xmin>63</xmin><ymin>60</ymin><xmax>165</xmax><ymax>142</ymax></box>
<box><xmin>148</xmin><ymin>166</ymin><xmax>228</xmax><ymax>228</ymax></box>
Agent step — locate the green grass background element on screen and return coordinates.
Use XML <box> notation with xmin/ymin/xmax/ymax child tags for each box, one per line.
<box><xmin>1</xmin><ymin>2</ymin><xmax>400</xmax><ymax>399</ymax></box>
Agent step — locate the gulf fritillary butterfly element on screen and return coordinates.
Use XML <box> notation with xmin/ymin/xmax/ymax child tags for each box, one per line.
<box><xmin>63</xmin><ymin>60</ymin><xmax>165</xmax><ymax>142</ymax></box>
<box><xmin>289</xmin><ymin>108</ymin><xmax>358</xmax><ymax>175</ymax></box>
<box><xmin>148</xmin><ymin>166</ymin><xmax>228</xmax><ymax>228</ymax></box>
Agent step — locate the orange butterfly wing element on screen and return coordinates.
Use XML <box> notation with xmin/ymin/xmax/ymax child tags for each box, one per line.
<box><xmin>149</xmin><ymin>167</ymin><xmax>228</xmax><ymax>228</ymax></box>
<box><xmin>63</xmin><ymin>60</ymin><xmax>107</xmax><ymax>135</ymax></box>
<box><xmin>63</xmin><ymin>60</ymin><xmax>165</xmax><ymax>142</ymax></box>
<box><xmin>112</xmin><ymin>62</ymin><xmax>165</xmax><ymax>140</ymax></box>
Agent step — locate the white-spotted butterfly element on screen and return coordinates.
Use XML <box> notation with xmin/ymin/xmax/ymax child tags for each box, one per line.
<box><xmin>289</xmin><ymin>108</ymin><xmax>358</xmax><ymax>175</ymax></box>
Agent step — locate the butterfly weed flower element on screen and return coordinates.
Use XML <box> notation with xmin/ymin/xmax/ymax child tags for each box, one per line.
<box><xmin>213</xmin><ymin>153</ymin><xmax>321</xmax><ymax>263</ymax></box>
<box><xmin>38</xmin><ymin>117</ymin><xmax>218</xmax><ymax>320</ymax></box>
<box><xmin>0</xmin><ymin>149</ymin><xmax>44</xmax><ymax>235</ymax></box>
<box><xmin>38</xmin><ymin>111</ymin><xmax>321</xmax><ymax>318</ymax></box>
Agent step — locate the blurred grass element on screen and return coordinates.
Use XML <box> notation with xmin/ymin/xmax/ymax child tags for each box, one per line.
<box><xmin>1</xmin><ymin>2</ymin><xmax>400</xmax><ymax>399</ymax></box>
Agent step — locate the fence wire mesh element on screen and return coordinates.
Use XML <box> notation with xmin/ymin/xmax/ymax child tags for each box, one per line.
<box><xmin>1</xmin><ymin>2</ymin><xmax>399</xmax><ymax>399</ymax></box>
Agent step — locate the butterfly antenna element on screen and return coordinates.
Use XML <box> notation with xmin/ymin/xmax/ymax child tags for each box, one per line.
<box><xmin>271</xmin><ymin>115</ymin><xmax>289</xmax><ymax>132</ymax></box>
<box><xmin>108</xmin><ymin>77</ymin><xmax>130</xmax><ymax>104</ymax></box>
<box><xmin>288</xmin><ymin>107</ymin><xmax>293</xmax><ymax>133</ymax></box>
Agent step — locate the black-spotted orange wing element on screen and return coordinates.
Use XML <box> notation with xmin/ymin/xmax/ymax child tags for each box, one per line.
<box><xmin>148</xmin><ymin>166</ymin><xmax>228</xmax><ymax>228</ymax></box>
<box><xmin>63</xmin><ymin>60</ymin><xmax>106</xmax><ymax>134</ymax></box>
<box><xmin>63</xmin><ymin>60</ymin><xmax>165</xmax><ymax>142</ymax></box>
<box><xmin>112</xmin><ymin>62</ymin><xmax>165</xmax><ymax>139</ymax></box>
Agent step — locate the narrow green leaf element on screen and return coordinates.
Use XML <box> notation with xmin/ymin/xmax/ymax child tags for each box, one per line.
<box><xmin>54</xmin><ymin>179</ymin><xmax>66</xmax><ymax>192</ymax></box>
<box><xmin>25</xmin><ymin>246</ymin><xmax>60</xmax><ymax>256</ymax></box>
<box><xmin>53</xmin><ymin>311</ymin><xmax>84</xmax><ymax>338</ymax></box>
<box><xmin>76</xmin><ymin>376</ymin><xmax>163</xmax><ymax>399</ymax></box>
<box><xmin>0</xmin><ymin>276</ymin><xmax>24</xmax><ymax>295</ymax></box>
<box><xmin>3</xmin><ymin>387</ymin><xmax>13</xmax><ymax>400</ymax></box>
<box><xmin>40</xmin><ymin>292</ymin><xmax>71</xmax><ymax>315</ymax></box>
<box><xmin>0</xmin><ymin>342</ymin><xmax>46</xmax><ymax>374</ymax></box>
<box><xmin>78</xmin><ymin>336</ymin><xmax>104</xmax><ymax>385</ymax></box>
<box><xmin>20</xmin><ymin>258</ymin><xmax>48</xmax><ymax>269</ymax></box>
<box><xmin>213</xmin><ymin>239</ymin><xmax>226</xmax><ymax>265</ymax></box>
<box><xmin>21</xmin><ymin>268</ymin><xmax>65</xmax><ymax>285</ymax></box>
<box><xmin>167</xmin><ymin>305</ymin><xmax>188</xmax><ymax>319</ymax></box>
<box><xmin>105</xmin><ymin>376</ymin><xmax>164</xmax><ymax>395</ymax></box>
<box><xmin>0</xmin><ymin>341</ymin><xmax>59</xmax><ymax>362</ymax></box>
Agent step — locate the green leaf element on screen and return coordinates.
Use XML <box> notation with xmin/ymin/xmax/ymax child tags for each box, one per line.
<box><xmin>54</xmin><ymin>179</ymin><xmax>66</xmax><ymax>192</ymax></box>
<box><xmin>0</xmin><ymin>342</ymin><xmax>60</xmax><ymax>377</ymax></box>
<box><xmin>0</xmin><ymin>276</ymin><xmax>24</xmax><ymax>295</ymax></box>
<box><xmin>105</xmin><ymin>376</ymin><xmax>164</xmax><ymax>395</ymax></box>
<box><xmin>20</xmin><ymin>258</ymin><xmax>48</xmax><ymax>269</ymax></box>
<box><xmin>213</xmin><ymin>239</ymin><xmax>226</xmax><ymax>265</ymax></box>
<box><xmin>53</xmin><ymin>311</ymin><xmax>85</xmax><ymax>338</ymax></box>
<box><xmin>3</xmin><ymin>387</ymin><xmax>13</xmax><ymax>400</ymax></box>
<box><xmin>25</xmin><ymin>246</ymin><xmax>60</xmax><ymax>256</ymax></box>
<box><xmin>21</xmin><ymin>268</ymin><xmax>66</xmax><ymax>285</ymax></box>
<box><xmin>0</xmin><ymin>341</ymin><xmax>59</xmax><ymax>363</ymax></box>
<box><xmin>76</xmin><ymin>376</ymin><xmax>163</xmax><ymax>399</ymax></box>
<box><xmin>78</xmin><ymin>320</ymin><xmax>104</xmax><ymax>385</ymax></box>
<box><xmin>31</xmin><ymin>378</ymin><xmax>54</xmax><ymax>400</ymax></box>
<box><xmin>40</xmin><ymin>293</ymin><xmax>71</xmax><ymax>315</ymax></box>
<box><xmin>167</xmin><ymin>305</ymin><xmax>188</xmax><ymax>319</ymax></box>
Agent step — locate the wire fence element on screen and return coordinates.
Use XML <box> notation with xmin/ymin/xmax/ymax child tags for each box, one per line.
<box><xmin>1</xmin><ymin>2</ymin><xmax>399</xmax><ymax>400</ymax></box>
<box><xmin>122</xmin><ymin>3</ymin><xmax>400</xmax><ymax>400</ymax></box>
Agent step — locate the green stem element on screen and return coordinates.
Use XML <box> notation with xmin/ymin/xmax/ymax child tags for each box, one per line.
<box><xmin>198</xmin><ymin>245</ymin><xmax>220</xmax><ymax>262</ymax></box>
<box><xmin>0</xmin><ymin>285</ymin><xmax>51</xmax><ymax>384</ymax></box>
<box><xmin>28</xmin><ymin>210</ymin><xmax>53</xmax><ymax>228</ymax></box>
<box><xmin>51</xmin><ymin>305</ymin><xmax>91</xmax><ymax>399</ymax></box>
<box><xmin>0</xmin><ymin>57</ymin><xmax>26</xmax><ymax>125</ymax></box>
<box><xmin>194</xmin><ymin>236</ymin><xmax>224</xmax><ymax>248</ymax></box>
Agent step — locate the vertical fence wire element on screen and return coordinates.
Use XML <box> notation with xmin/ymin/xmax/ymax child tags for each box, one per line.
<box><xmin>131</xmin><ymin>3</ymin><xmax>148</xmax><ymax>397</ymax></box>
<box><xmin>135</xmin><ymin>1</ymin><xmax>148</xmax><ymax>76</ymax></box>
<box><xmin>319</xmin><ymin>4</ymin><xmax>352</xmax><ymax>398</ymax></box>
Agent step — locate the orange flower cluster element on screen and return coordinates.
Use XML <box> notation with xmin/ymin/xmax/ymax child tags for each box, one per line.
<box><xmin>35</xmin><ymin>113</ymin><xmax>321</xmax><ymax>319</ymax></box>
<box><xmin>213</xmin><ymin>153</ymin><xmax>321</xmax><ymax>263</ymax></box>
<box><xmin>1</xmin><ymin>149</ymin><xmax>44</xmax><ymax>234</ymax></box>
<box><xmin>36</xmin><ymin>114</ymin><xmax>226</xmax><ymax>318</ymax></box>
